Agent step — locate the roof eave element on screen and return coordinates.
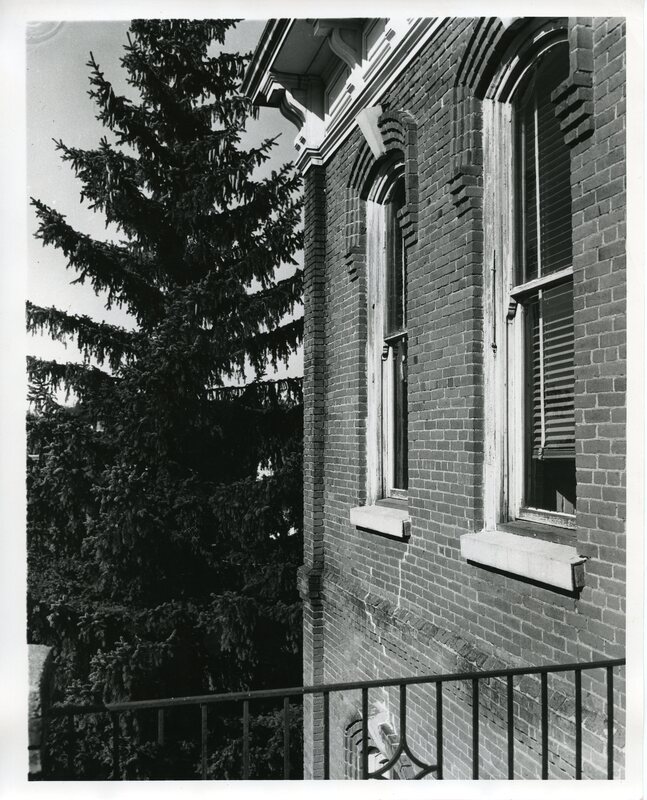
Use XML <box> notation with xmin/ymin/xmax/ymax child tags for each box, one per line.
<box><xmin>241</xmin><ymin>18</ymin><xmax>294</xmax><ymax>104</ymax></box>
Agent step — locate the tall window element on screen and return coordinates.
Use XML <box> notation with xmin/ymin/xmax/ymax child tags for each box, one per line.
<box><xmin>367</xmin><ymin>175</ymin><xmax>408</xmax><ymax>503</ymax></box>
<box><xmin>509</xmin><ymin>42</ymin><xmax>575</xmax><ymax>526</ymax></box>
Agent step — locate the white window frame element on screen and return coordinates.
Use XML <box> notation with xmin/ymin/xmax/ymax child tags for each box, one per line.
<box><xmin>366</xmin><ymin>172</ymin><xmax>407</xmax><ymax>505</ymax></box>
<box><xmin>482</xmin><ymin>42</ymin><xmax>576</xmax><ymax>534</ymax></box>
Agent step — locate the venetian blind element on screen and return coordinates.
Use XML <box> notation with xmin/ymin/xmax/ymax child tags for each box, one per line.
<box><xmin>519</xmin><ymin>45</ymin><xmax>572</xmax><ymax>282</ymax></box>
<box><xmin>530</xmin><ymin>281</ymin><xmax>575</xmax><ymax>459</ymax></box>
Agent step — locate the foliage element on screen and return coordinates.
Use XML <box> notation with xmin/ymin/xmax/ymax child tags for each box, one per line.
<box><xmin>27</xmin><ymin>19</ymin><xmax>303</xmax><ymax>778</ymax></box>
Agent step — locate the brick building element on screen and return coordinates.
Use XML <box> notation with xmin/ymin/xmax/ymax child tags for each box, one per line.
<box><xmin>244</xmin><ymin>16</ymin><xmax>626</xmax><ymax>780</ymax></box>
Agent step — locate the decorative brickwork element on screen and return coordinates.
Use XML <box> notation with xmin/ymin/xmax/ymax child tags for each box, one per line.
<box><xmin>377</xmin><ymin>111</ymin><xmax>419</xmax><ymax>245</ymax></box>
<box><xmin>344</xmin><ymin>109</ymin><xmax>419</xmax><ymax>279</ymax></box>
<box><xmin>447</xmin><ymin>17</ymin><xmax>508</xmax><ymax>216</ymax></box>
<box><xmin>301</xmin><ymin>165</ymin><xmax>327</xmax><ymax>779</ymax></box>
<box><xmin>294</xmin><ymin>16</ymin><xmax>625</xmax><ymax>780</ymax></box>
<box><xmin>552</xmin><ymin>18</ymin><xmax>595</xmax><ymax>147</ymax></box>
<box><xmin>447</xmin><ymin>87</ymin><xmax>483</xmax><ymax>216</ymax></box>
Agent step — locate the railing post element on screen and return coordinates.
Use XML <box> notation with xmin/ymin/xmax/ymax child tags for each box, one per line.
<box><xmin>506</xmin><ymin>675</ymin><xmax>514</xmax><ymax>780</ymax></box>
<box><xmin>200</xmin><ymin>704</ymin><xmax>208</xmax><ymax>779</ymax></box>
<box><xmin>323</xmin><ymin>691</ymin><xmax>330</xmax><ymax>780</ymax></box>
<box><xmin>472</xmin><ymin>678</ymin><xmax>479</xmax><ymax>779</ymax></box>
<box><xmin>111</xmin><ymin>712</ymin><xmax>120</xmax><ymax>780</ymax></box>
<box><xmin>283</xmin><ymin>697</ymin><xmax>290</xmax><ymax>779</ymax></box>
<box><xmin>607</xmin><ymin>666</ymin><xmax>614</xmax><ymax>780</ymax></box>
<box><xmin>66</xmin><ymin>712</ymin><xmax>74</xmax><ymax>777</ymax></box>
<box><xmin>399</xmin><ymin>684</ymin><xmax>407</xmax><ymax>742</ymax></box>
<box><xmin>435</xmin><ymin>681</ymin><xmax>443</xmax><ymax>780</ymax></box>
<box><xmin>242</xmin><ymin>700</ymin><xmax>250</xmax><ymax>779</ymax></box>
<box><xmin>574</xmin><ymin>668</ymin><xmax>582</xmax><ymax>779</ymax></box>
<box><xmin>157</xmin><ymin>708</ymin><xmax>165</xmax><ymax>747</ymax></box>
<box><xmin>541</xmin><ymin>672</ymin><xmax>548</xmax><ymax>779</ymax></box>
<box><xmin>361</xmin><ymin>687</ymin><xmax>369</xmax><ymax>780</ymax></box>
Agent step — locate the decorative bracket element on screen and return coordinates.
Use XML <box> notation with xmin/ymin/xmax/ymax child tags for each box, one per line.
<box><xmin>356</xmin><ymin>105</ymin><xmax>386</xmax><ymax>159</ymax></box>
<box><xmin>267</xmin><ymin>71</ymin><xmax>324</xmax><ymax>119</ymax></box>
<box><xmin>313</xmin><ymin>19</ymin><xmax>363</xmax><ymax>70</ymax></box>
<box><xmin>506</xmin><ymin>297</ymin><xmax>518</xmax><ymax>321</ymax></box>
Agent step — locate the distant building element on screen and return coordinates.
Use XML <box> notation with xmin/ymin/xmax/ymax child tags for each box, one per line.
<box><xmin>245</xmin><ymin>17</ymin><xmax>626</xmax><ymax>779</ymax></box>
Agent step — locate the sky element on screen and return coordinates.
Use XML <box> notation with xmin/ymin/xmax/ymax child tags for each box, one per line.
<box><xmin>26</xmin><ymin>19</ymin><xmax>302</xmax><ymax>372</ymax></box>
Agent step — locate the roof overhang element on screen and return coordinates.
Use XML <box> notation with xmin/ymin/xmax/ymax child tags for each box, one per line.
<box><xmin>242</xmin><ymin>19</ymin><xmax>362</xmax><ymax>110</ymax></box>
<box><xmin>243</xmin><ymin>18</ymin><xmax>447</xmax><ymax>172</ymax></box>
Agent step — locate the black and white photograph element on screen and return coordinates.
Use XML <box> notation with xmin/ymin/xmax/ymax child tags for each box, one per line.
<box><xmin>1</xmin><ymin>1</ymin><xmax>643</xmax><ymax>796</ymax></box>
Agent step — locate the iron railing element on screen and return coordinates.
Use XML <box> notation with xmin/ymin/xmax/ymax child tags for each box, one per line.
<box><xmin>45</xmin><ymin>657</ymin><xmax>624</xmax><ymax>780</ymax></box>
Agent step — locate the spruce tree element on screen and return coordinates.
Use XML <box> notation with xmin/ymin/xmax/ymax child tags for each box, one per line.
<box><xmin>27</xmin><ymin>19</ymin><xmax>303</xmax><ymax>778</ymax></box>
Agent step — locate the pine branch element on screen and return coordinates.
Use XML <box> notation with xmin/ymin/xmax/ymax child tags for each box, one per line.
<box><xmin>54</xmin><ymin>140</ymin><xmax>173</xmax><ymax>248</ymax></box>
<box><xmin>244</xmin><ymin>316</ymin><xmax>304</xmax><ymax>373</ymax></box>
<box><xmin>27</xmin><ymin>302</ymin><xmax>139</xmax><ymax>371</ymax></box>
<box><xmin>242</xmin><ymin>269</ymin><xmax>303</xmax><ymax>321</ymax></box>
<box><xmin>208</xmin><ymin>377</ymin><xmax>302</xmax><ymax>407</ymax></box>
<box><xmin>87</xmin><ymin>53</ymin><xmax>169</xmax><ymax>160</ymax></box>
<box><xmin>31</xmin><ymin>199</ymin><xmax>165</xmax><ymax>324</ymax></box>
<box><xmin>27</xmin><ymin>356</ymin><xmax>117</xmax><ymax>401</ymax></box>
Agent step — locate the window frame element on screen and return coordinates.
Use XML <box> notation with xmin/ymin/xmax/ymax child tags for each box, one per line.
<box><xmin>366</xmin><ymin>169</ymin><xmax>408</xmax><ymax>505</ymax></box>
<box><xmin>483</xmin><ymin>36</ymin><xmax>576</xmax><ymax>536</ymax></box>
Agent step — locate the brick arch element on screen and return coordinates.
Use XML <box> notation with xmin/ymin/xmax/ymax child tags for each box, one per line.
<box><xmin>345</xmin><ymin>109</ymin><xmax>418</xmax><ymax>280</ymax></box>
<box><xmin>448</xmin><ymin>17</ymin><xmax>594</xmax><ymax>216</ymax></box>
<box><xmin>448</xmin><ymin>17</ymin><xmax>528</xmax><ymax>217</ymax></box>
<box><xmin>455</xmin><ymin>17</ymin><xmax>509</xmax><ymax>97</ymax></box>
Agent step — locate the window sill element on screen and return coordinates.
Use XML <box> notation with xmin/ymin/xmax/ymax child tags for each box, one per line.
<box><xmin>350</xmin><ymin>504</ymin><xmax>411</xmax><ymax>540</ymax></box>
<box><xmin>460</xmin><ymin>529</ymin><xmax>586</xmax><ymax>592</ymax></box>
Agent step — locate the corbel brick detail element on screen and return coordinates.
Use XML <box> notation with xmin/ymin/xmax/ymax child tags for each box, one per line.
<box><xmin>447</xmin><ymin>86</ymin><xmax>483</xmax><ymax>217</ymax></box>
<box><xmin>552</xmin><ymin>18</ymin><xmax>594</xmax><ymax>148</ymax></box>
<box><xmin>297</xmin><ymin>563</ymin><xmax>324</xmax><ymax>602</ymax></box>
<box><xmin>378</xmin><ymin>111</ymin><xmax>419</xmax><ymax>246</ymax></box>
<box><xmin>345</xmin><ymin>109</ymin><xmax>419</xmax><ymax>279</ymax></box>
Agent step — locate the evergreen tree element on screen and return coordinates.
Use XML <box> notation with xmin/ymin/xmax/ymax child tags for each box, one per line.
<box><xmin>27</xmin><ymin>19</ymin><xmax>303</xmax><ymax>778</ymax></box>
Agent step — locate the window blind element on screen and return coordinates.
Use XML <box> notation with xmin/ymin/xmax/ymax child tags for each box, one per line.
<box><xmin>518</xmin><ymin>45</ymin><xmax>571</xmax><ymax>283</ymax></box>
<box><xmin>529</xmin><ymin>281</ymin><xmax>575</xmax><ymax>460</ymax></box>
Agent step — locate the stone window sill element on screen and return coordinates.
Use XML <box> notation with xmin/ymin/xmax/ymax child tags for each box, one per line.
<box><xmin>460</xmin><ymin>529</ymin><xmax>586</xmax><ymax>592</ymax></box>
<box><xmin>350</xmin><ymin>504</ymin><xmax>411</xmax><ymax>540</ymax></box>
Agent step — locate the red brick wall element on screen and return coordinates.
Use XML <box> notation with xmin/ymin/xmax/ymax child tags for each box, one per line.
<box><xmin>301</xmin><ymin>16</ymin><xmax>625</xmax><ymax>780</ymax></box>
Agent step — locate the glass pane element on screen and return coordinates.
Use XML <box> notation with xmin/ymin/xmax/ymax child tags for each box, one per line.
<box><xmin>525</xmin><ymin>282</ymin><xmax>575</xmax><ymax>512</ymax></box>
<box><xmin>537</xmin><ymin>51</ymin><xmax>572</xmax><ymax>275</ymax></box>
<box><xmin>392</xmin><ymin>336</ymin><xmax>408</xmax><ymax>491</ymax></box>
<box><xmin>518</xmin><ymin>102</ymin><xmax>538</xmax><ymax>283</ymax></box>
<box><xmin>385</xmin><ymin>185</ymin><xmax>406</xmax><ymax>337</ymax></box>
<box><xmin>515</xmin><ymin>44</ymin><xmax>571</xmax><ymax>284</ymax></box>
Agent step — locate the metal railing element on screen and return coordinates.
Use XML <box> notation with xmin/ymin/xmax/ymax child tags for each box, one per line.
<box><xmin>45</xmin><ymin>657</ymin><xmax>624</xmax><ymax>780</ymax></box>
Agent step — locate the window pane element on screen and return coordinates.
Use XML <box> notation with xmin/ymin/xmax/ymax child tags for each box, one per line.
<box><xmin>537</xmin><ymin>52</ymin><xmax>572</xmax><ymax>275</ymax></box>
<box><xmin>515</xmin><ymin>44</ymin><xmax>571</xmax><ymax>284</ymax></box>
<box><xmin>518</xmin><ymin>101</ymin><xmax>538</xmax><ymax>282</ymax></box>
<box><xmin>392</xmin><ymin>336</ymin><xmax>408</xmax><ymax>491</ymax></box>
<box><xmin>525</xmin><ymin>281</ymin><xmax>575</xmax><ymax>512</ymax></box>
<box><xmin>385</xmin><ymin>187</ymin><xmax>405</xmax><ymax>337</ymax></box>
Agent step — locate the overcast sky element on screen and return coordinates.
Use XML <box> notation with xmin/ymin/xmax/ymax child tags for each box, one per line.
<box><xmin>26</xmin><ymin>19</ymin><xmax>301</xmax><ymax>370</ymax></box>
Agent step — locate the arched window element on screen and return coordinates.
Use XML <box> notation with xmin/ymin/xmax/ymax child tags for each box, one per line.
<box><xmin>483</xmin><ymin>30</ymin><xmax>576</xmax><ymax>537</ymax></box>
<box><xmin>366</xmin><ymin>172</ymin><xmax>408</xmax><ymax>503</ymax></box>
<box><xmin>513</xmin><ymin>43</ymin><xmax>575</xmax><ymax>518</ymax></box>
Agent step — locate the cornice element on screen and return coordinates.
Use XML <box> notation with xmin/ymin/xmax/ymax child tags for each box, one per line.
<box><xmin>244</xmin><ymin>18</ymin><xmax>448</xmax><ymax>174</ymax></box>
<box><xmin>241</xmin><ymin>19</ymin><xmax>294</xmax><ymax>100</ymax></box>
<box><xmin>295</xmin><ymin>18</ymin><xmax>447</xmax><ymax>173</ymax></box>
